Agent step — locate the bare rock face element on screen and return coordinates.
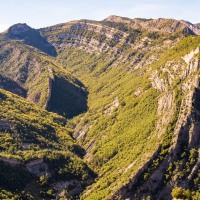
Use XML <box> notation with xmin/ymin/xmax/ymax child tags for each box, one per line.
<box><xmin>182</xmin><ymin>47</ymin><xmax>200</xmax><ymax>64</ymax></box>
<box><xmin>1</xmin><ymin>16</ymin><xmax>200</xmax><ymax>199</ymax></box>
<box><xmin>111</xmin><ymin>48</ymin><xmax>200</xmax><ymax>200</ymax></box>
<box><xmin>181</xmin><ymin>20</ymin><xmax>200</xmax><ymax>35</ymax></box>
<box><xmin>129</xmin><ymin>19</ymin><xmax>182</xmax><ymax>34</ymax></box>
<box><xmin>150</xmin><ymin>70</ymin><xmax>167</xmax><ymax>91</ymax></box>
<box><xmin>26</xmin><ymin>158</ymin><xmax>50</xmax><ymax>177</ymax></box>
<box><xmin>104</xmin><ymin>15</ymin><xmax>131</xmax><ymax>24</ymax></box>
<box><xmin>103</xmin><ymin>97</ymin><xmax>119</xmax><ymax>115</ymax></box>
<box><xmin>52</xmin><ymin>180</ymin><xmax>83</xmax><ymax>197</ymax></box>
<box><xmin>104</xmin><ymin>17</ymin><xmax>200</xmax><ymax>35</ymax></box>
<box><xmin>157</xmin><ymin>93</ymin><xmax>173</xmax><ymax>115</ymax></box>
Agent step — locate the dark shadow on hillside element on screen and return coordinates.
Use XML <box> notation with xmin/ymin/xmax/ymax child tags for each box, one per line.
<box><xmin>47</xmin><ymin>75</ymin><xmax>88</xmax><ymax>119</ymax></box>
<box><xmin>0</xmin><ymin>74</ymin><xmax>27</xmax><ymax>97</ymax></box>
<box><xmin>7</xmin><ymin>23</ymin><xmax>57</xmax><ymax>57</ymax></box>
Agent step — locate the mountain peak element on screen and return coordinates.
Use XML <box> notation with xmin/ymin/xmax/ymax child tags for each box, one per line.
<box><xmin>103</xmin><ymin>15</ymin><xmax>131</xmax><ymax>23</ymax></box>
<box><xmin>5</xmin><ymin>23</ymin><xmax>57</xmax><ymax>56</ymax></box>
<box><xmin>7</xmin><ymin>23</ymin><xmax>32</xmax><ymax>35</ymax></box>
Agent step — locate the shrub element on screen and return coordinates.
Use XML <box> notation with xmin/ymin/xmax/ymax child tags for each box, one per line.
<box><xmin>171</xmin><ymin>187</ymin><xmax>192</xmax><ymax>200</ymax></box>
<box><xmin>172</xmin><ymin>187</ymin><xmax>184</xmax><ymax>199</ymax></box>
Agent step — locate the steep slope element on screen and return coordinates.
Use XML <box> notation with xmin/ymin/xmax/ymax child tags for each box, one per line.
<box><xmin>1</xmin><ymin>16</ymin><xmax>200</xmax><ymax>200</ymax></box>
<box><xmin>112</xmin><ymin>39</ymin><xmax>200</xmax><ymax>200</ymax></box>
<box><xmin>5</xmin><ymin>23</ymin><xmax>57</xmax><ymax>56</ymax></box>
<box><xmin>0</xmin><ymin>35</ymin><xmax>88</xmax><ymax>118</ymax></box>
<box><xmin>181</xmin><ymin>20</ymin><xmax>200</xmax><ymax>35</ymax></box>
<box><xmin>39</xmin><ymin>18</ymin><xmax>200</xmax><ymax>199</ymax></box>
<box><xmin>0</xmin><ymin>88</ymin><xmax>94</xmax><ymax>199</ymax></box>
<box><xmin>63</xmin><ymin>36</ymin><xmax>200</xmax><ymax>199</ymax></box>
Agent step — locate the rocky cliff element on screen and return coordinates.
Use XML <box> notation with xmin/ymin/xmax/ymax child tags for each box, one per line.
<box><xmin>112</xmin><ymin>49</ymin><xmax>200</xmax><ymax>200</ymax></box>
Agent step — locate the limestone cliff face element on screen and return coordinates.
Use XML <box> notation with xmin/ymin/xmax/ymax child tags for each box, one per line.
<box><xmin>104</xmin><ymin>15</ymin><xmax>131</xmax><ymax>24</ymax></box>
<box><xmin>41</xmin><ymin>18</ymin><xmax>200</xmax><ymax>199</ymax></box>
<box><xmin>40</xmin><ymin>20</ymin><xmax>128</xmax><ymax>55</ymax></box>
<box><xmin>129</xmin><ymin>18</ymin><xmax>194</xmax><ymax>34</ymax></box>
<box><xmin>103</xmin><ymin>16</ymin><xmax>200</xmax><ymax>35</ymax></box>
<box><xmin>112</xmin><ymin>49</ymin><xmax>200</xmax><ymax>200</ymax></box>
<box><xmin>181</xmin><ymin>21</ymin><xmax>200</xmax><ymax>35</ymax></box>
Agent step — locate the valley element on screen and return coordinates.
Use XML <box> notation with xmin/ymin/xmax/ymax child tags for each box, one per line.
<box><xmin>0</xmin><ymin>16</ymin><xmax>200</xmax><ymax>199</ymax></box>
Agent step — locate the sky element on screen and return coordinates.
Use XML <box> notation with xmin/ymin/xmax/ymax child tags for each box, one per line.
<box><xmin>0</xmin><ymin>0</ymin><xmax>200</xmax><ymax>32</ymax></box>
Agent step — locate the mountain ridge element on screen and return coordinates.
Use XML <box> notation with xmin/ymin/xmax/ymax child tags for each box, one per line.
<box><xmin>1</xmin><ymin>16</ymin><xmax>200</xmax><ymax>199</ymax></box>
<box><xmin>1</xmin><ymin>16</ymin><xmax>200</xmax><ymax>36</ymax></box>
<box><xmin>5</xmin><ymin>23</ymin><xmax>57</xmax><ymax>56</ymax></box>
<box><xmin>38</xmin><ymin>16</ymin><xmax>200</xmax><ymax>35</ymax></box>
<box><xmin>0</xmin><ymin>37</ymin><xmax>88</xmax><ymax>119</ymax></box>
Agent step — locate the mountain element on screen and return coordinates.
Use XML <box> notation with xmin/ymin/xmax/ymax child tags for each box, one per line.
<box><xmin>104</xmin><ymin>15</ymin><xmax>200</xmax><ymax>35</ymax></box>
<box><xmin>0</xmin><ymin>88</ymin><xmax>94</xmax><ymax>199</ymax></box>
<box><xmin>0</xmin><ymin>32</ymin><xmax>88</xmax><ymax>118</ymax></box>
<box><xmin>1</xmin><ymin>16</ymin><xmax>200</xmax><ymax>199</ymax></box>
<box><xmin>181</xmin><ymin>20</ymin><xmax>200</xmax><ymax>35</ymax></box>
<box><xmin>5</xmin><ymin>23</ymin><xmax>57</xmax><ymax>56</ymax></box>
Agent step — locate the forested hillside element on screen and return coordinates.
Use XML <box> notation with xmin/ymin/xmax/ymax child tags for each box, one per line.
<box><xmin>1</xmin><ymin>16</ymin><xmax>200</xmax><ymax>199</ymax></box>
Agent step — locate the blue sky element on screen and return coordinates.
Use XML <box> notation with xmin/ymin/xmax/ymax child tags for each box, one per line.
<box><xmin>0</xmin><ymin>0</ymin><xmax>200</xmax><ymax>32</ymax></box>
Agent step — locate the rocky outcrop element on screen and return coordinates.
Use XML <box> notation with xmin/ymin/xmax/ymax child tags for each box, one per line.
<box><xmin>182</xmin><ymin>47</ymin><xmax>199</xmax><ymax>64</ymax></box>
<box><xmin>52</xmin><ymin>180</ymin><xmax>83</xmax><ymax>197</ymax></box>
<box><xmin>26</xmin><ymin>158</ymin><xmax>50</xmax><ymax>177</ymax></box>
<box><xmin>74</xmin><ymin>122</ymin><xmax>92</xmax><ymax>141</ymax></box>
<box><xmin>111</xmin><ymin>88</ymin><xmax>175</xmax><ymax>199</ymax></box>
<box><xmin>181</xmin><ymin>20</ymin><xmax>200</xmax><ymax>35</ymax></box>
<box><xmin>130</xmin><ymin>18</ymin><xmax>200</xmax><ymax>35</ymax></box>
<box><xmin>40</xmin><ymin>20</ymin><xmax>129</xmax><ymax>55</ymax></box>
<box><xmin>0</xmin><ymin>156</ymin><xmax>49</xmax><ymax>177</ymax></box>
<box><xmin>104</xmin><ymin>15</ymin><xmax>131</xmax><ymax>24</ymax></box>
<box><xmin>103</xmin><ymin>16</ymin><xmax>200</xmax><ymax>35</ymax></box>
<box><xmin>1</xmin><ymin>16</ymin><xmax>200</xmax><ymax>200</ymax></box>
<box><xmin>7</xmin><ymin>23</ymin><xmax>32</xmax><ymax>35</ymax></box>
<box><xmin>150</xmin><ymin>70</ymin><xmax>167</xmax><ymax>91</ymax></box>
<box><xmin>58</xmin><ymin>34</ymin><xmax>111</xmax><ymax>54</ymax></box>
<box><xmin>111</xmin><ymin>52</ymin><xmax>200</xmax><ymax>200</ymax></box>
<box><xmin>157</xmin><ymin>93</ymin><xmax>173</xmax><ymax>115</ymax></box>
<box><xmin>103</xmin><ymin>97</ymin><xmax>119</xmax><ymax>115</ymax></box>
